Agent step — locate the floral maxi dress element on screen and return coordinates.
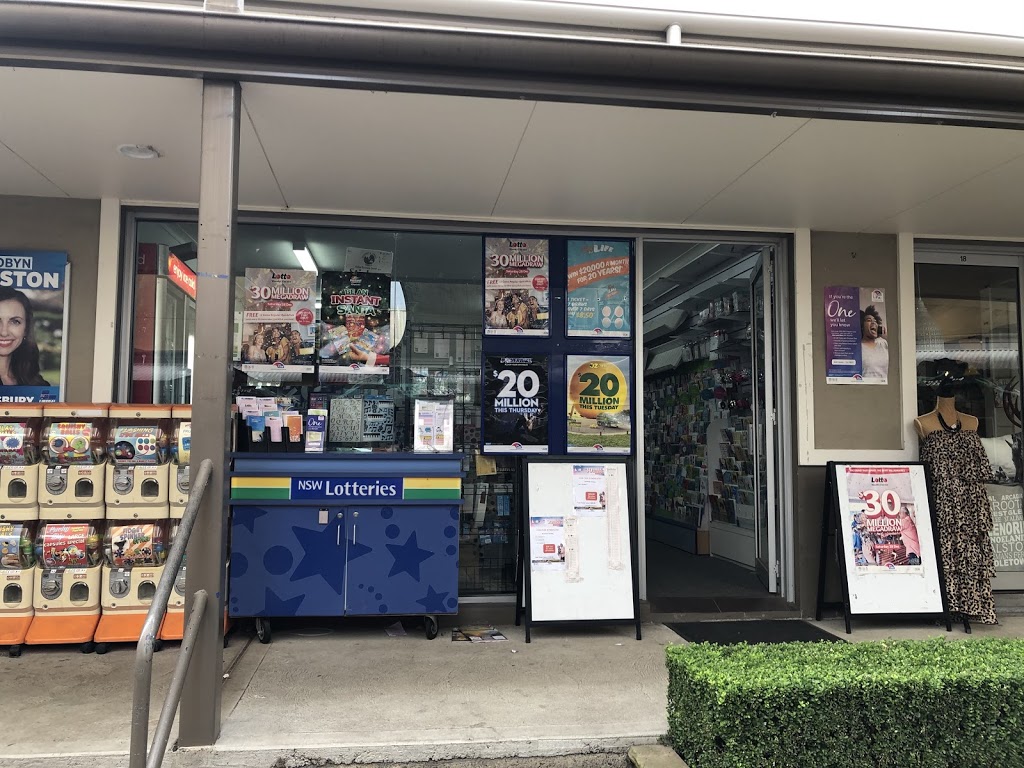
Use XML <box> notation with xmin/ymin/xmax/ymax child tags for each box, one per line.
<box><xmin>919</xmin><ymin>428</ymin><xmax>997</xmax><ymax>624</ymax></box>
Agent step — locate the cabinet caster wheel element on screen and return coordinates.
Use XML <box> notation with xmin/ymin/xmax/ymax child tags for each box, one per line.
<box><xmin>8</xmin><ymin>644</ymin><xmax>21</xmax><ymax>658</ymax></box>
<box><xmin>152</xmin><ymin>639</ymin><xmax>164</xmax><ymax>653</ymax></box>
<box><xmin>424</xmin><ymin>616</ymin><xmax>438</xmax><ymax>640</ymax></box>
<box><xmin>255</xmin><ymin>618</ymin><xmax>272</xmax><ymax>644</ymax></box>
<box><xmin>81</xmin><ymin>641</ymin><xmax>96</xmax><ymax>654</ymax></box>
<box><xmin>95</xmin><ymin>643</ymin><xmax>108</xmax><ymax>655</ymax></box>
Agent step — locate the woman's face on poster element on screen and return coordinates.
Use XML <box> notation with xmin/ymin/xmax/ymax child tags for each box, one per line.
<box><xmin>0</xmin><ymin>299</ymin><xmax>27</xmax><ymax>357</ymax></box>
<box><xmin>862</xmin><ymin>314</ymin><xmax>879</xmax><ymax>340</ymax></box>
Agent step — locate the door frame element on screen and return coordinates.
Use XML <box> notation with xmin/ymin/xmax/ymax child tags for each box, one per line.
<box><xmin>751</xmin><ymin>249</ymin><xmax>779</xmax><ymax>593</ymax></box>
<box><xmin>915</xmin><ymin>241</ymin><xmax>1024</xmax><ymax>591</ymax></box>
<box><xmin>638</xmin><ymin>233</ymin><xmax>796</xmax><ymax>603</ymax></box>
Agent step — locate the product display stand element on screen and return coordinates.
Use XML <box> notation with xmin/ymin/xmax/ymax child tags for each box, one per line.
<box><xmin>229</xmin><ymin>452</ymin><xmax>464</xmax><ymax>640</ymax></box>
<box><xmin>816</xmin><ymin>461</ymin><xmax>952</xmax><ymax>634</ymax></box>
<box><xmin>521</xmin><ymin>457</ymin><xmax>641</xmax><ymax>643</ymax></box>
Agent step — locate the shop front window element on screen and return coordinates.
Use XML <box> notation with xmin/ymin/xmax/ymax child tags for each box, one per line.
<box><xmin>915</xmin><ymin>259</ymin><xmax>1024</xmax><ymax>584</ymax></box>
<box><xmin>126</xmin><ymin>217</ymin><xmax>519</xmax><ymax>596</ymax></box>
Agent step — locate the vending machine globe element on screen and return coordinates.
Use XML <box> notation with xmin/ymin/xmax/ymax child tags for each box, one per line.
<box><xmin>25</xmin><ymin>404</ymin><xmax>108</xmax><ymax>651</ymax></box>
<box><xmin>94</xmin><ymin>405</ymin><xmax>172</xmax><ymax>652</ymax></box>
<box><xmin>0</xmin><ymin>405</ymin><xmax>42</xmax><ymax>657</ymax></box>
<box><xmin>160</xmin><ymin>405</ymin><xmax>190</xmax><ymax>642</ymax></box>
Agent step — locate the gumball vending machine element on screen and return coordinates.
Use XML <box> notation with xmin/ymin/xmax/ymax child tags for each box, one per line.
<box><xmin>0</xmin><ymin>405</ymin><xmax>42</xmax><ymax>522</ymax></box>
<box><xmin>36</xmin><ymin>403</ymin><xmax>108</xmax><ymax>521</ymax></box>
<box><xmin>94</xmin><ymin>405</ymin><xmax>172</xmax><ymax>651</ymax></box>
<box><xmin>94</xmin><ymin>519</ymin><xmax>169</xmax><ymax>652</ymax></box>
<box><xmin>25</xmin><ymin>404</ymin><xmax>107</xmax><ymax>650</ymax></box>
<box><xmin>160</xmin><ymin>406</ymin><xmax>190</xmax><ymax>642</ymax></box>
<box><xmin>0</xmin><ymin>406</ymin><xmax>42</xmax><ymax>655</ymax></box>
<box><xmin>104</xmin><ymin>404</ymin><xmax>172</xmax><ymax>519</ymax></box>
<box><xmin>25</xmin><ymin>522</ymin><xmax>104</xmax><ymax>651</ymax></box>
<box><xmin>0</xmin><ymin>522</ymin><xmax>36</xmax><ymax>657</ymax></box>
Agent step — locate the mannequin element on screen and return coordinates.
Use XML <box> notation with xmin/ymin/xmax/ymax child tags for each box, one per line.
<box><xmin>915</xmin><ymin>361</ymin><xmax>977</xmax><ymax>438</ymax></box>
<box><xmin>916</xmin><ymin>358</ymin><xmax>996</xmax><ymax>631</ymax></box>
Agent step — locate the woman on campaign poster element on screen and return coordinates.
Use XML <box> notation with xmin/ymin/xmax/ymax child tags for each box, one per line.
<box><xmin>0</xmin><ymin>250</ymin><xmax>68</xmax><ymax>402</ymax></box>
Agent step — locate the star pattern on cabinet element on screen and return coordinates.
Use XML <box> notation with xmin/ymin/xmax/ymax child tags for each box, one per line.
<box><xmin>385</xmin><ymin>531</ymin><xmax>434</xmax><ymax>581</ymax></box>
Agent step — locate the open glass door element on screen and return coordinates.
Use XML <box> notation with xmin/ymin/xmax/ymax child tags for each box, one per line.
<box><xmin>752</xmin><ymin>248</ymin><xmax>780</xmax><ymax>592</ymax></box>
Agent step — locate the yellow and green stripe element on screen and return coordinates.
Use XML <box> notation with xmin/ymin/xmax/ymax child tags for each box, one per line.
<box><xmin>231</xmin><ymin>476</ymin><xmax>291</xmax><ymax>500</ymax></box>
<box><xmin>402</xmin><ymin>477</ymin><xmax>462</xmax><ymax>500</ymax></box>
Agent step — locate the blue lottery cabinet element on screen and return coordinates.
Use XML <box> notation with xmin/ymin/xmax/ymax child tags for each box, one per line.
<box><xmin>228</xmin><ymin>453</ymin><xmax>463</xmax><ymax>640</ymax></box>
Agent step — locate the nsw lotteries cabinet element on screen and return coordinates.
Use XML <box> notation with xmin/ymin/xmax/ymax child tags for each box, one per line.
<box><xmin>228</xmin><ymin>454</ymin><xmax>462</xmax><ymax>639</ymax></box>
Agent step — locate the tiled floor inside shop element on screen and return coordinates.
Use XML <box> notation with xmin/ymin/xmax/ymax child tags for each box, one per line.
<box><xmin>7</xmin><ymin>615</ymin><xmax>1024</xmax><ymax>768</ymax></box>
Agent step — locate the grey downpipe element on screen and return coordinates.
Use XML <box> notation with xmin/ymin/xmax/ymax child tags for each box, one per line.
<box><xmin>129</xmin><ymin>458</ymin><xmax>214</xmax><ymax>768</ymax></box>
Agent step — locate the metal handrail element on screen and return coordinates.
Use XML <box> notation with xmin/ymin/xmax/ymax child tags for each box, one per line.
<box><xmin>130</xmin><ymin>458</ymin><xmax>214</xmax><ymax>768</ymax></box>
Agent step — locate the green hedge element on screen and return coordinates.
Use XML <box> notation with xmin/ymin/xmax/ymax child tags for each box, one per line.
<box><xmin>666</xmin><ymin>638</ymin><xmax>1024</xmax><ymax>768</ymax></box>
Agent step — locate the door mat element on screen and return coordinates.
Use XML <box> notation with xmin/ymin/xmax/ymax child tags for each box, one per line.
<box><xmin>666</xmin><ymin>619</ymin><xmax>844</xmax><ymax>645</ymax></box>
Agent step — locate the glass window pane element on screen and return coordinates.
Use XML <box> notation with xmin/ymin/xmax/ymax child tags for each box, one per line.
<box><xmin>915</xmin><ymin>261</ymin><xmax>1023</xmax><ymax>576</ymax></box>
<box><xmin>131</xmin><ymin>220</ymin><xmax>198</xmax><ymax>404</ymax></box>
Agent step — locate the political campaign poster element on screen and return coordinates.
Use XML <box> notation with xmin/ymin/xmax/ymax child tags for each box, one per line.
<box><xmin>566</xmin><ymin>355</ymin><xmax>631</xmax><ymax>454</ymax></box>
<box><xmin>825</xmin><ymin>286</ymin><xmax>889</xmax><ymax>385</ymax></box>
<box><xmin>483</xmin><ymin>355</ymin><xmax>549</xmax><ymax>454</ymax></box>
<box><xmin>566</xmin><ymin>240</ymin><xmax>631</xmax><ymax>338</ymax></box>
<box><xmin>238</xmin><ymin>268</ymin><xmax>317</xmax><ymax>373</ymax></box>
<box><xmin>0</xmin><ymin>250</ymin><xmax>68</xmax><ymax>403</ymax></box>
<box><xmin>484</xmin><ymin>238</ymin><xmax>549</xmax><ymax>336</ymax></box>
<box><xmin>832</xmin><ymin>463</ymin><xmax>945</xmax><ymax>616</ymax></box>
<box><xmin>320</xmin><ymin>271</ymin><xmax>392</xmax><ymax>374</ymax></box>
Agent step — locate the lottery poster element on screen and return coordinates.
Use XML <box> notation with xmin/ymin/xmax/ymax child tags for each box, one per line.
<box><xmin>836</xmin><ymin>465</ymin><xmax>935</xmax><ymax>576</ymax></box>
<box><xmin>566</xmin><ymin>240</ymin><xmax>631</xmax><ymax>337</ymax></box>
<box><xmin>484</xmin><ymin>238</ymin><xmax>550</xmax><ymax>336</ymax></box>
<box><xmin>529</xmin><ymin>516</ymin><xmax>566</xmax><ymax>573</ymax></box>
<box><xmin>320</xmin><ymin>271</ymin><xmax>392</xmax><ymax>374</ymax></box>
<box><xmin>566</xmin><ymin>356</ymin><xmax>632</xmax><ymax>454</ymax></box>
<box><xmin>483</xmin><ymin>355</ymin><xmax>549</xmax><ymax>454</ymax></box>
<box><xmin>238</xmin><ymin>268</ymin><xmax>317</xmax><ymax>371</ymax></box>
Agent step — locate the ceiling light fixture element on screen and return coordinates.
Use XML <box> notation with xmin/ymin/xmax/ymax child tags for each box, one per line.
<box><xmin>117</xmin><ymin>144</ymin><xmax>162</xmax><ymax>160</ymax></box>
<box><xmin>292</xmin><ymin>243</ymin><xmax>318</xmax><ymax>273</ymax></box>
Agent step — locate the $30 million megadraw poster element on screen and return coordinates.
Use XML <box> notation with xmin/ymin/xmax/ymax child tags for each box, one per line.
<box><xmin>484</xmin><ymin>238</ymin><xmax>549</xmax><ymax>336</ymax></box>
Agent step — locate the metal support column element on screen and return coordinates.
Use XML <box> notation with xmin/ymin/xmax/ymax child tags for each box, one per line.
<box><xmin>178</xmin><ymin>79</ymin><xmax>240</xmax><ymax>748</ymax></box>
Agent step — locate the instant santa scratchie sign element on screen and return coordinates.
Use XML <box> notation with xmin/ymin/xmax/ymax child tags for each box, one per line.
<box><xmin>566</xmin><ymin>356</ymin><xmax>631</xmax><ymax>454</ymax></box>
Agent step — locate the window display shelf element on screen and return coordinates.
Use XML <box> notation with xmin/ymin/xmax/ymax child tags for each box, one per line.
<box><xmin>234</xmin><ymin>364</ymin><xmax>313</xmax><ymax>384</ymax></box>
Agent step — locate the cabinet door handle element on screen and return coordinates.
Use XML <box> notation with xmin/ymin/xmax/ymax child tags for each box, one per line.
<box><xmin>337</xmin><ymin>522</ymin><xmax>341</xmax><ymax>546</ymax></box>
<box><xmin>352</xmin><ymin>523</ymin><xmax>357</xmax><ymax>545</ymax></box>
